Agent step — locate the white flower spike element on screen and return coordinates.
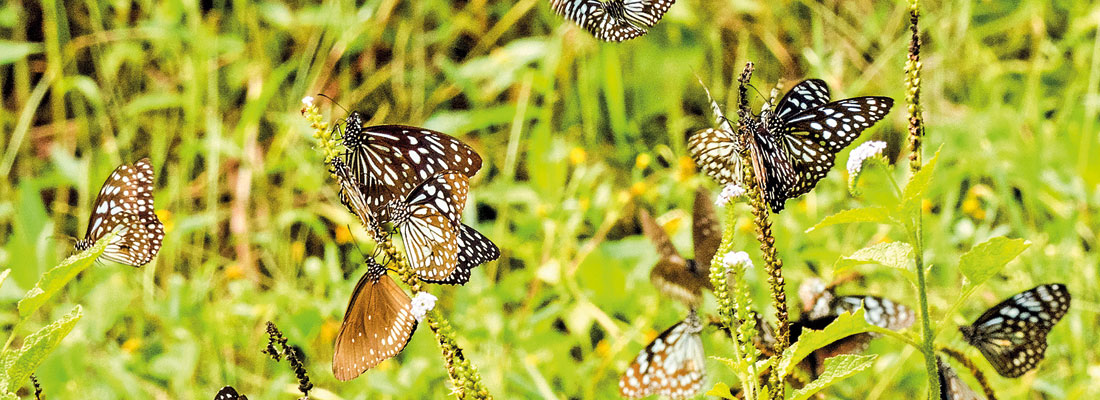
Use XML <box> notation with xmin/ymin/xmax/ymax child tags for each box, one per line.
<box><xmin>716</xmin><ymin>184</ymin><xmax>747</xmax><ymax>207</ymax></box>
<box><xmin>410</xmin><ymin>292</ymin><xmax>437</xmax><ymax>322</ymax></box>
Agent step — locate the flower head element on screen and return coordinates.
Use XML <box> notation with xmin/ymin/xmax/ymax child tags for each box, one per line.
<box><xmin>716</xmin><ymin>184</ymin><xmax>746</xmax><ymax>207</ymax></box>
<box><xmin>302</xmin><ymin>96</ymin><xmax>315</xmax><ymax>107</ymax></box>
<box><xmin>411</xmin><ymin>292</ymin><xmax>438</xmax><ymax>322</ymax></box>
<box><xmin>722</xmin><ymin>251</ymin><xmax>753</xmax><ymax>269</ymax></box>
<box><xmin>847</xmin><ymin>140</ymin><xmax>887</xmax><ymax>176</ymax></box>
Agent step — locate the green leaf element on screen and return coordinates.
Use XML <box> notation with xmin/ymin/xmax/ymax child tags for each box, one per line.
<box><xmin>789</xmin><ymin>354</ymin><xmax>877</xmax><ymax>400</ymax></box>
<box><xmin>709</xmin><ymin>355</ymin><xmax>743</xmax><ymax>371</ymax></box>
<box><xmin>806</xmin><ymin>207</ymin><xmax>892</xmax><ymax>233</ymax></box>
<box><xmin>959</xmin><ymin>236</ymin><xmax>1030</xmax><ymax>288</ymax></box>
<box><xmin>836</xmin><ymin>242</ymin><xmax>916</xmax><ymax>282</ymax></box>
<box><xmin>0</xmin><ymin>305</ymin><xmax>82</xmax><ymax>393</ymax></box>
<box><xmin>897</xmin><ymin>148</ymin><xmax>941</xmax><ymax>225</ymax></box>
<box><xmin>776</xmin><ymin>309</ymin><xmax>875</xmax><ymax>377</ymax></box>
<box><xmin>705</xmin><ymin>382</ymin><xmax>737</xmax><ymax>399</ymax></box>
<box><xmin>17</xmin><ymin>234</ymin><xmax>112</xmax><ymax>319</ymax></box>
<box><xmin>0</xmin><ymin>40</ymin><xmax>42</xmax><ymax>65</ymax></box>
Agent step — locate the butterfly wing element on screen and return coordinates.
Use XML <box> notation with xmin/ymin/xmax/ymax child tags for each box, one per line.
<box><xmin>333</xmin><ymin>265</ymin><xmax>418</xmax><ymax>381</ymax></box>
<box><xmin>619</xmin><ymin>313</ymin><xmax>705</xmax><ymax>400</ymax></box>
<box><xmin>425</xmin><ymin>223</ymin><xmax>500</xmax><ymax>285</ymax></box>
<box><xmin>937</xmin><ymin>358</ymin><xmax>983</xmax><ymax>400</ymax></box>
<box><xmin>622</xmin><ymin>0</ymin><xmax>676</xmax><ymax>28</ymax></box>
<box><xmin>331</xmin><ymin>157</ymin><xmax>382</xmax><ymax>237</ymax></box>
<box><xmin>772</xmin><ymin>79</ymin><xmax>831</xmax><ymax>122</ymax></box>
<box><xmin>551</xmin><ymin>0</ymin><xmax>648</xmax><ymax>42</ymax></box>
<box><xmin>691</xmin><ymin>186</ymin><xmax>720</xmax><ymax>271</ymax></box>
<box><xmin>341</xmin><ymin>113</ymin><xmax>482</xmax><ymax>217</ymax></box>
<box><xmin>81</xmin><ymin>158</ymin><xmax>165</xmax><ymax>266</ymax></box>
<box><xmin>960</xmin><ymin>283</ymin><xmax>1070</xmax><ymax>377</ymax></box>
<box><xmin>214</xmin><ymin>386</ymin><xmax>247</xmax><ymax>400</ymax></box>
<box><xmin>640</xmin><ymin>209</ymin><xmax>707</xmax><ymax>307</ymax></box>
<box><xmin>397</xmin><ymin>172</ymin><xmax>469</xmax><ymax>281</ymax></box>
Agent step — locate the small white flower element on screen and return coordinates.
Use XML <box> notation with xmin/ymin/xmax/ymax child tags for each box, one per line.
<box><xmin>302</xmin><ymin>96</ymin><xmax>315</xmax><ymax>107</ymax></box>
<box><xmin>846</xmin><ymin>140</ymin><xmax>887</xmax><ymax>176</ymax></box>
<box><xmin>410</xmin><ymin>292</ymin><xmax>437</xmax><ymax>322</ymax></box>
<box><xmin>722</xmin><ymin>251</ymin><xmax>753</xmax><ymax>269</ymax></box>
<box><xmin>716</xmin><ymin>184</ymin><xmax>747</xmax><ymax>207</ymax></box>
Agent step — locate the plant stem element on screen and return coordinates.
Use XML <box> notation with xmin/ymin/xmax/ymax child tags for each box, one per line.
<box><xmin>905</xmin><ymin>1</ymin><xmax>938</xmax><ymax>398</ymax></box>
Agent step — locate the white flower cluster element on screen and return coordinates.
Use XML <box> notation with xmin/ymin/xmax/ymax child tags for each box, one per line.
<box><xmin>722</xmin><ymin>251</ymin><xmax>753</xmax><ymax>269</ymax></box>
<box><xmin>715</xmin><ymin>184</ymin><xmax>747</xmax><ymax>207</ymax></box>
<box><xmin>410</xmin><ymin>292</ymin><xmax>437</xmax><ymax>322</ymax></box>
<box><xmin>302</xmin><ymin>96</ymin><xmax>315</xmax><ymax>107</ymax></box>
<box><xmin>846</xmin><ymin>140</ymin><xmax>887</xmax><ymax>176</ymax></box>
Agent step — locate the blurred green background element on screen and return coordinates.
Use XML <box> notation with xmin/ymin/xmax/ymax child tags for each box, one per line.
<box><xmin>1</xmin><ymin>0</ymin><xmax>1098</xmax><ymax>398</ymax></box>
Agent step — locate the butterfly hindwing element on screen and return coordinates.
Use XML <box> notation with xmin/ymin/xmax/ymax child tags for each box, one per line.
<box><xmin>959</xmin><ymin>283</ymin><xmax>1070</xmax><ymax>378</ymax></box>
<box><xmin>937</xmin><ymin>358</ymin><xmax>983</xmax><ymax>400</ymax></box>
<box><xmin>423</xmin><ymin>223</ymin><xmax>500</xmax><ymax>285</ymax></box>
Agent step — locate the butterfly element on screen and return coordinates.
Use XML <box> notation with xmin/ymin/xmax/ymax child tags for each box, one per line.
<box><xmin>73</xmin><ymin>158</ymin><xmax>165</xmax><ymax>266</ymax></box>
<box><xmin>550</xmin><ymin>0</ymin><xmax>675</xmax><ymax>42</ymax></box>
<box><xmin>936</xmin><ymin>357</ymin><xmax>982</xmax><ymax>400</ymax></box>
<box><xmin>384</xmin><ymin>171</ymin><xmax>499</xmax><ymax>284</ymax></box>
<box><xmin>214</xmin><ymin>386</ymin><xmax>248</xmax><ymax>400</ymax></box>
<box><xmin>619</xmin><ymin>311</ymin><xmax>705</xmax><ymax>399</ymax></box>
<box><xmin>689</xmin><ymin>79</ymin><xmax>894</xmax><ymax>212</ymax></box>
<box><xmin>639</xmin><ymin>187</ymin><xmax>719</xmax><ymax>308</ymax></box>
<box><xmin>339</xmin><ymin>112</ymin><xmax>482</xmax><ymax>220</ymax></box>
<box><xmin>959</xmin><ymin>283</ymin><xmax>1070</xmax><ymax>378</ymax></box>
<box><xmin>756</xmin><ymin>278</ymin><xmax>914</xmax><ymax>377</ymax></box>
<box><xmin>332</xmin><ymin>257</ymin><xmax>418</xmax><ymax>381</ymax></box>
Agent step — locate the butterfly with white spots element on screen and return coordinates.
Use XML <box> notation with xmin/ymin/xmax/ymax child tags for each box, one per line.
<box><xmin>332</xmin><ymin>257</ymin><xmax>418</xmax><ymax>381</ymax></box>
<box><xmin>689</xmin><ymin>79</ymin><xmax>893</xmax><ymax>212</ymax></box>
<box><xmin>550</xmin><ymin>0</ymin><xmax>676</xmax><ymax>42</ymax></box>
<box><xmin>214</xmin><ymin>386</ymin><xmax>247</xmax><ymax>400</ymax></box>
<box><xmin>959</xmin><ymin>283</ymin><xmax>1070</xmax><ymax>378</ymax></box>
<box><xmin>73</xmin><ymin>158</ymin><xmax>164</xmax><ymax>266</ymax></box>
<box><xmin>619</xmin><ymin>311</ymin><xmax>705</xmax><ymax>399</ymax></box>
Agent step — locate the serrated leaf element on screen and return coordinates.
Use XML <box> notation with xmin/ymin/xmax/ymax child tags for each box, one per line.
<box><xmin>705</xmin><ymin>382</ymin><xmax>737</xmax><ymax>399</ymax></box>
<box><xmin>959</xmin><ymin>237</ymin><xmax>1030</xmax><ymax>288</ymax></box>
<box><xmin>789</xmin><ymin>354</ymin><xmax>877</xmax><ymax>400</ymax></box>
<box><xmin>776</xmin><ymin>309</ymin><xmax>876</xmax><ymax>377</ymax></box>
<box><xmin>17</xmin><ymin>234</ymin><xmax>112</xmax><ymax>319</ymax></box>
<box><xmin>0</xmin><ymin>305</ymin><xmax>82</xmax><ymax>393</ymax></box>
<box><xmin>807</xmin><ymin>207</ymin><xmax>892</xmax><ymax>232</ymax></box>
<box><xmin>836</xmin><ymin>242</ymin><xmax>916</xmax><ymax>282</ymax></box>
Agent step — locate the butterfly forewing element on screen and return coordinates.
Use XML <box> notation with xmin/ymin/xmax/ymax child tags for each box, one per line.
<box><xmin>691</xmin><ymin>186</ymin><xmax>721</xmax><ymax>272</ymax></box>
<box><xmin>330</xmin><ymin>157</ymin><xmax>382</xmax><ymax>237</ymax></box>
<box><xmin>937</xmin><ymin>358</ymin><xmax>983</xmax><ymax>400</ymax></box>
<box><xmin>619</xmin><ymin>312</ymin><xmax>705</xmax><ymax>400</ymax></box>
<box><xmin>393</xmin><ymin>172</ymin><xmax>470</xmax><ymax>281</ymax></box>
<box><xmin>832</xmin><ymin>295</ymin><xmax>916</xmax><ymax>331</ymax></box>
<box><xmin>773</xmin><ymin>79</ymin><xmax>831</xmax><ymax>121</ymax></box>
<box><xmin>76</xmin><ymin>158</ymin><xmax>164</xmax><ymax>267</ymax></box>
<box><xmin>640</xmin><ymin>209</ymin><xmax>709</xmax><ymax>308</ymax></box>
<box><xmin>340</xmin><ymin>113</ymin><xmax>482</xmax><ymax>217</ymax></box>
<box><xmin>688</xmin><ymin>128</ymin><xmax>743</xmax><ymax>186</ymax></box>
<box><xmin>959</xmin><ymin>283</ymin><xmax>1070</xmax><ymax>378</ymax></box>
<box><xmin>550</xmin><ymin>0</ymin><xmax>662</xmax><ymax>42</ymax></box>
<box><xmin>333</xmin><ymin>260</ymin><xmax>418</xmax><ymax>381</ymax></box>
<box><xmin>214</xmin><ymin>386</ymin><xmax>247</xmax><ymax>400</ymax></box>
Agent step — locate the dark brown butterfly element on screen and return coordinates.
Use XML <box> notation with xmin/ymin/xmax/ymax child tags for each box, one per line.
<box><xmin>73</xmin><ymin>158</ymin><xmax>165</xmax><ymax>266</ymax></box>
<box><xmin>937</xmin><ymin>357</ymin><xmax>983</xmax><ymax>400</ymax></box>
<box><xmin>959</xmin><ymin>283</ymin><xmax>1069</xmax><ymax>378</ymax></box>
<box><xmin>619</xmin><ymin>311</ymin><xmax>705</xmax><ymax>399</ymax></box>
<box><xmin>639</xmin><ymin>187</ymin><xmax>719</xmax><ymax>308</ymax></box>
<box><xmin>340</xmin><ymin>113</ymin><xmax>482</xmax><ymax>220</ymax></box>
<box><xmin>214</xmin><ymin>386</ymin><xmax>248</xmax><ymax>400</ymax></box>
<box><xmin>332</xmin><ymin>258</ymin><xmax>418</xmax><ymax>381</ymax></box>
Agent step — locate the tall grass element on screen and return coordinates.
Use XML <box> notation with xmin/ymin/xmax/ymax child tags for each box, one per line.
<box><xmin>0</xmin><ymin>0</ymin><xmax>1097</xmax><ymax>398</ymax></box>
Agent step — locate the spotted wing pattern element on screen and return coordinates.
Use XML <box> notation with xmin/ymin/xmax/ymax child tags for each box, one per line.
<box><xmin>214</xmin><ymin>386</ymin><xmax>247</xmax><ymax>400</ymax></box>
<box><xmin>424</xmin><ymin>223</ymin><xmax>500</xmax><ymax>285</ymax></box>
<box><xmin>619</xmin><ymin>312</ymin><xmax>705</xmax><ymax>399</ymax></box>
<box><xmin>340</xmin><ymin>112</ymin><xmax>482</xmax><ymax>218</ymax></box>
<box><xmin>550</xmin><ymin>0</ymin><xmax>675</xmax><ymax>42</ymax></box>
<box><xmin>959</xmin><ymin>283</ymin><xmax>1070</xmax><ymax>378</ymax></box>
<box><xmin>333</xmin><ymin>259</ymin><xmax>418</xmax><ymax>381</ymax></box>
<box><xmin>388</xmin><ymin>172</ymin><xmax>470</xmax><ymax>281</ymax></box>
<box><xmin>689</xmin><ymin>79</ymin><xmax>893</xmax><ymax>212</ymax></box>
<box><xmin>330</xmin><ymin>157</ymin><xmax>382</xmax><ymax>238</ymax></box>
<box><xmin>74</xmin><ymin>158</ymin><xmax>164</xmax><ymax>267</ymax></box>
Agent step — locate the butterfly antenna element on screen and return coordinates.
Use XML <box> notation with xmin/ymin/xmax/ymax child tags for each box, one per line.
<box><xmin>746</xmin><ymin>84</ymin><xmax>771</xmax><ymax>113</ymax></box>
<box><xmin>316</xmin><ymin>94</ymin><xmax>350</xmax><ymax>115</ymax></box>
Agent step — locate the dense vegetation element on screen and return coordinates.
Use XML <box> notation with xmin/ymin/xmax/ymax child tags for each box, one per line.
<box><xmin>1</xmin><ymin>0</ymin><xmax>1097</xmax><ymax>398</ymax></box>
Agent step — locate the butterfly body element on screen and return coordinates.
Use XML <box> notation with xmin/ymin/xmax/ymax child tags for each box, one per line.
<box><xmin>333</xmin><ymin>258</ymin><xmax>418</xmax><ymax>381</ymax></box>
<box><xmin>959</xmin><ymin>283</ymin><xmax>1069</xmax><ymax>378</ymax></box>
<box><xmin>690</xmin><ymin>79</ymin><xmax>894</xmax><ymax>212</ymax></box>
<box><xmin>619</xmin><ymin>311</ymin><xmax>705</xmax><ymax>399</ymax></box>
<box><xmin>74</xmin><ymin>158</ymin><xmax>164</xmax><ymax>267</ymax></box>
